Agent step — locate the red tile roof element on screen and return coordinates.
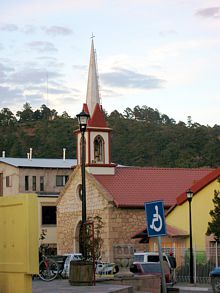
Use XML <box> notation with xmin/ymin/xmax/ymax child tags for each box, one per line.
<box><xmin>177</xmin><ymin>166</ymin><xmax>220</xmax><ymax>205</ymax></box>
<box><xmin>93</xmin><ymin>166</ymin><xmax>213</xmax><ymax>208</ymax></box>
<box><xmin>131</xmin><ymin>224</ymin><xmax>188</xmax><ymax>240</ymax></box>
<box><xmin>82</xmin><ymin>103</ymin><xmax>90</xmax><ymax>115</ymax></box>
<box><xmin>86</xmin><ymin>103</ymin><xmax>108</xmax><ymax>128</ymax></box>
<box><xmin>166</xmin><ymin>224</ymin><xmax>188</xmax><ymax>237</ymax></box>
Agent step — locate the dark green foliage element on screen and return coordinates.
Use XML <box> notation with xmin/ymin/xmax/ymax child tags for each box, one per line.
<box><xmin>0</xmin><ymin>103</ymin><xmax>220</xmax><ymax>167</ymax></box>
<box><xmin>0</xmin><ymin>108</ymin><xmax>16</xmax><ymax>126</ymax></box>
<box><xmin>0</xmin><ymin>103</ymin><xmax>77</xmax><ymax>159</ymax></box>
<box><xmin>16</xmin><ymin>102</ymin><xmax>34</xmax><ymax>122</ymax></box>
<box><xmin>206</xmin><ymin>190</ymin><xmax>220</xmax><ymax>242</ymax></box>
<box><xmin>108</xmin><ymin>106</ymin><xmax>220</xmax><ymax>167</ymax></box>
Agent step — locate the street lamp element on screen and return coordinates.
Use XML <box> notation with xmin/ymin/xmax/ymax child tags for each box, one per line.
<box><xmin>76</xmin><ymin>110</ymin><xmax>90</xmax><ymax>257</ymax></box>
<box><xmin>186</xmin><ymin>188</ymin><xmax>194</xmax><ymax>284</ymax></box>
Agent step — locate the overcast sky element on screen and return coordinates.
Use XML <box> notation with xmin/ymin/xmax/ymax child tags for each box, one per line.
<box><xmin>0</xmin><ymin>0</ymin><xmax>220</xmax><ymax>126</ymax></box>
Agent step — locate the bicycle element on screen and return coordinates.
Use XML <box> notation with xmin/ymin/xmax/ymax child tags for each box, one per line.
<box><xmin>38</xmin><ymin>246</ymin><xmax>59</xmax><ymax>281</ymax></box>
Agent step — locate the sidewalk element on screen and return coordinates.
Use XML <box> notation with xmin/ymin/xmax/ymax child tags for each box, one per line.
<box><xmin>173</xmin><ymin>282</ymin><xmax>212</xmax><ymax>291</ymax></box>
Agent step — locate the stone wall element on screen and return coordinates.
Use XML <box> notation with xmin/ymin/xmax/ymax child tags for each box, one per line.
<box><xmin>57</xmin><ymin>168</ymin><xmax>110</xmax><ymax>255</ymax></box>
<box><xmin>107</xmin><ymin>207</ymin><xmax>146</xmax><ymax>262</ymax></box>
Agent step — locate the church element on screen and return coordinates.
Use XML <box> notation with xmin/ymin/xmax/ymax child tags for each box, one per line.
<box><xmin>56</xmin><ymin>40</ymin><xmax>213</xmax><ymax>262</ymax></box>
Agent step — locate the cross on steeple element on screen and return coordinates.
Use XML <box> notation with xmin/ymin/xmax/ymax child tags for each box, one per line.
<box><xmin>91</xmin><ymin>33</ymin><xmax>95</xmax><ymax>40</ymax></box>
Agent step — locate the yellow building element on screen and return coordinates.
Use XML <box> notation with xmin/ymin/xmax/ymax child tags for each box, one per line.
<box><xmin>166</xmin><ymin>167</ymin><xmax>220</xmax><ymax>251</ymax></box>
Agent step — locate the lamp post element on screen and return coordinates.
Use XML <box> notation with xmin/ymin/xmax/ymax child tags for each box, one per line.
<box><xmin>76</xmin><ymin>110</ymin><xmax>90</xmax><ymax>257</ymax></box>
<box><xmin>186</xmin><ymin>188</ymin><xmax>194</xmax><ymax>284</ymax></box>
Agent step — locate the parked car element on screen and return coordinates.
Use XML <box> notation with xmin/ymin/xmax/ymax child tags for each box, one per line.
<box><xmin>130</xmin><ymin>261</ymin><xmax>172</xmax><ymax>285</ymax></box>
<box><xmin>62</xmin><ymin>253</ymin><xmax>83</xmax><ymax>278</ymax></box>
<box><xmin>134</xmin><ymin>251</ymin><xmax>176</xmax><ymax>283</ymax></box>
<box><xmin>210</xmin><ymin>267</ymin><xmax>220</xmax><ymax>293</ymax></box>
<box><xmin>134</xmin><ymin>252</ymin><xmax>175</xmax><ymax>269</ymax></box>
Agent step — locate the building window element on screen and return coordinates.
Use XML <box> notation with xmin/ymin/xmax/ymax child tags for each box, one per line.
<box><xmin>32</xmin><ymin>176</ymin><xmax>36</xmax><ymax>191</ymax></box>
<box><xmin>42</xmin><ymin>206</ymin><xmax>56</xmax><ymax>225</ymax></box>
<box><xmin>94</xmin><ymin>135</ymin><xmax>104</xmax><ymax>163</ymax></box>
<box><xmin>6</xmin><ymin>176</ymin><xmax>12</xmax><ymax>187</ymax></box>
<box><xmin>40</xmin><ymin>176</ymin><xmax>44</xmax><ymax>191</ymax></box>
<box><xmin>56</xmin><ymin>175</ymin><xmax>69</xmax><ymax>186</ymax></box>
<box><xmin>25</xmin><ymin>176</ymin><xmax>29</xmax><ymax>191</ymax></box>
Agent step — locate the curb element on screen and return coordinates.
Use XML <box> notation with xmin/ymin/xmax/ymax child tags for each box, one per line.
<box><xmin>174</xmin><ymin>286</ymin><xmax>210</xmax><ymax>291</ymax></box>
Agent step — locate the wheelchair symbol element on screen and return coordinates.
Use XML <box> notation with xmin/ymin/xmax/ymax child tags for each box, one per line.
<box><xmin>149</xmin><ymin>205</ymin><xmax>162</xmax><ymax>232</ymax></box>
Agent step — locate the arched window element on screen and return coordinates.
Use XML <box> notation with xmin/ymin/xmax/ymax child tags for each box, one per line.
<box><xmin>76</xmin><ymin>184</ymin><xmax>82</xmax><ymax>201</ymax></box>
<box><xmin>94</xmin><ymin>135</ymin><xmax>104</xmax><ymax>163</ymax></box>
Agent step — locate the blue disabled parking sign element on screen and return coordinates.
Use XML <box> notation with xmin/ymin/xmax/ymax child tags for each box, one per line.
<box><xmin>145</xmin><ymin>200</ymin><xmax>166</xmax><ymax>237</ymax></box>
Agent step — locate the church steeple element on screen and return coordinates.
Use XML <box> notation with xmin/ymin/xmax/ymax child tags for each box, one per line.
<box><xmin>76</xmin><ymin>39</ymin><xmax>116</xmax><ymax>175</ymax></box>
<box><xmin>86</xmin><ymin>39</ymin><xmax>100</xmax><ymax>117</ymax></box>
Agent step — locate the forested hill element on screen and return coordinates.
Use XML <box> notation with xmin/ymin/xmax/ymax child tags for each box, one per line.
<box><xmin>1</xmin><ymin>103</ymin><xmax>220</xmax><ymax>168</ymax></box>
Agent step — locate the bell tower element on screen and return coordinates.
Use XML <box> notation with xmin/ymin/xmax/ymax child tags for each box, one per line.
<box><xmin>76</xmin><ymin>39</ymin><xmax>116</xmax><ymax>175</ymax></box>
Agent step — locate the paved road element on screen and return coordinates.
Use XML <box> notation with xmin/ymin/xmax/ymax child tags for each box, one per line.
<box><xmin>32</xmin><ymin>279</ymin><xmax>213</xmax><ymax>293</ymax></box>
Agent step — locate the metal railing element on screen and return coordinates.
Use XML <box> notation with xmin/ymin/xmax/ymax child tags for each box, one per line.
<box><xmin>158</xmin><ymin>245</ymin><xmax>220</xmax><ymax>284</ymax></box>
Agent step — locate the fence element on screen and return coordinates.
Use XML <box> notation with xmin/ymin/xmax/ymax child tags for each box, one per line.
<box><xmin>158</xmin><ymin>244</ymin><xmax>220</xmax><ymax>284</ymax></box>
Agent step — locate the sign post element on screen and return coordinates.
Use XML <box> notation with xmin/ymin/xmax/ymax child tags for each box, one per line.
<box><xmin>145</xmin><ymin>200</ymin><xmax>167</xmax><ymax>293</ymax></box>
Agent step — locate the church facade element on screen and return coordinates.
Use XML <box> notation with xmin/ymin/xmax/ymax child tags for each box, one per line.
<box><xmin>57</xmin><ymin>165</ymin><xmax>146</xmax><ymax>261</ymax></box>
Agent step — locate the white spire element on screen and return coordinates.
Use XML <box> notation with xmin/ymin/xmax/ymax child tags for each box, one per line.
<box><xmin>86</xmin><ymin>39</ymin><xmax>100</xmax><ymax>116</ymax></box>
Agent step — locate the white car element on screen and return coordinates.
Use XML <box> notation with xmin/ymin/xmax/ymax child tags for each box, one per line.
<box><xmin>62</xmin><ymin>253</ymin><xmax>83</xmax><ymax>278</ymax></box>
<box><xmin>96</xmin><ymin>262</ymin><xmax>119</xmax><ymax>275</ymax></box>
<box><xmin>134</xmin><ymin>252</ymin><xmax>174</xmax><ymax>269</ymax></box>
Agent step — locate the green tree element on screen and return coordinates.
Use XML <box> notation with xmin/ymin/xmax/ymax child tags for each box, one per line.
<box><xmin>40</xmin><ymin>104</ymin><xmax>58</xmax><ymax>120</ymax></box>
<box><xmin>0</xmin><ymin>108</ymin><xmax>16</xmax><ymax>126</ymax></box>
<box><xmin>206</xmin><ymin>189</ymin><xmax>220</xmax><ymax>242</ymax></box>
<box><xmin>16</xmin><ymin>102</ymin><xmax>34</xmax><ymax>122</ymax></box>
<box><xmin>33</xmin><ymin>109</ymin><xmax>42</xmax><ymax>120</ymax></box>
<box><xmin>61</xmin><ymin>111</ymin><xmax>71</xmax><ymax>119</ymax></box>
